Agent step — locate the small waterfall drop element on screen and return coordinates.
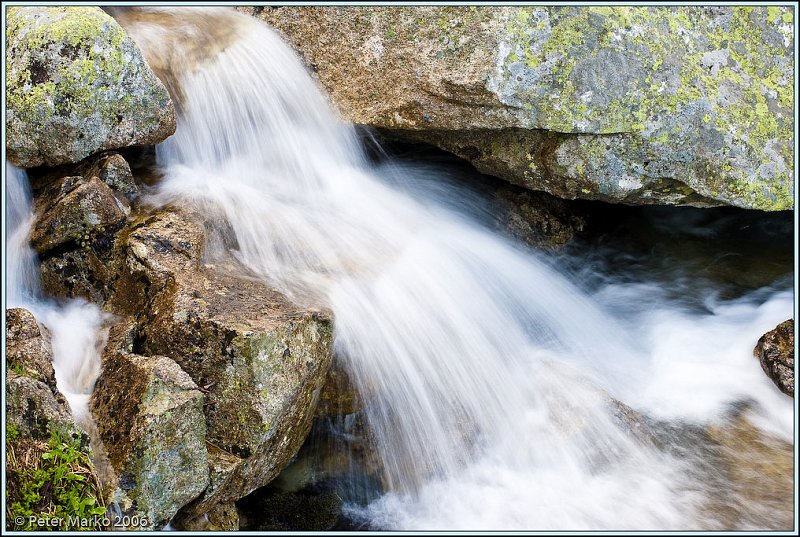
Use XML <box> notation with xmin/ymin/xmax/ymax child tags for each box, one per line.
<box><xmin>5</xmin><ymin>163</ymin><xmax>108</xmax><ymax>427</ymax></box>
<box><xmin>113</xmin><ymin>7</ymin><xmax>793</xmax><ymax>530</ymax></box>
<box><xmin>7</xmin><ymin>162</ymin><xmax>41</xmax><ymax>307</ymax></box>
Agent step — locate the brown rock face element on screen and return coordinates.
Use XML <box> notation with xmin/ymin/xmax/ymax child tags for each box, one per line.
<box><xmin>109</xmin><ymin>209</ymin><xmax>334</xmax><ymax>520</ymax></box>
<box><xmin>754</xmin><ymin>319</ymin><xmax>794</xmax><ymax>397</ymax></box>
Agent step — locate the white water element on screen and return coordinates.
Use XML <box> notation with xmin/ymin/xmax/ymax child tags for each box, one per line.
<box><xmin>88</xmin><ymin>7</ymin><xmax>799</xmax><ymax>529</ymax></box>
<box><xmin>5</xmin><ymin>163</ymin><xmax>108</xmax><ymax>426</ymax></box>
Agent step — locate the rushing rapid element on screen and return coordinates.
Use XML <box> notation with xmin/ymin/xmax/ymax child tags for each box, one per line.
<box><xmin>11</xmin><ymin>6</ymin><xmax>791</xmax><ymax>530</ymax></box>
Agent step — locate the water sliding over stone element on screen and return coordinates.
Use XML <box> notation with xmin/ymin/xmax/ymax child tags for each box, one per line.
<box><xmin>6</xmin><ymin>163</ymin><xmax>108</xmax><ymax>426</ymax></box>
<box><xmin>114</xmin><ymin>8</ymin><xmax>793</xmax><ymax>530</ymax></box>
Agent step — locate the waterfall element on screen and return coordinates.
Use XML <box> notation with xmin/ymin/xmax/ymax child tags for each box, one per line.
<box><xmin>6</xmin><ymin>162</ymin><xmax>41</xmax><ymax>308</ymax></box>
<box><xmin>5</xmin><ymin>163</ymin><xmax>108</xmax><ymax>426</ymax></box>
<box><xmin>111</xmin><ymin>7</ymin><xmax>793</xmax><ymax>530</ymax></box>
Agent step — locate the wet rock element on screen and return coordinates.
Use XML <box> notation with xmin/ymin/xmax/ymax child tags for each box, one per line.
<box><xmin>31</xmin><ymin>176</ymin><xmax>128</xmax><ymax>255</ymax></box>
<box><xmin>178</xmin><ymin>502</ymin><xmax>239</xmax><ymax>531</ymax></box>
<box><xmin>90</xmin><ymin>322</ymin><xmax>209</xmax><ymax>530</ymax></box>
<box><xmin>5</xmin><ymin>6</ymin><xmax>176</xmax><ymax>168</ymax></box>
<box><xmin>108</xmin><ymin>208</ymin><xmax>334</xmax><ymax>520</ymax></box>
<box><xmin>243</xmin><ymin>6</ymin><xmax>793</xmax><ymax>210</ymax></box>
<box><xmin>706</xmin><ymin>414</ymin><xmax>794</xmax><ymax>529</ymax></box>
<box><xmin>6</xmin><ymin>308</ymin><xmax>74</xmax><ymax>439</ymax></box>
<box><xmin>754</xmin><ymin>319</ymin><xmax>794</xmax><ymax>397</ymax></box>
<box><xmin>31</xmin><ymin>154</ymin><xmax>138</xmax><ymax>304</ymax></box>
<box><xmin>238</xmin><ymin>486</ymin><xmax>343</xmax><ymax>531</ymax></box>
<box><xmin>493</xmin><ymin>186</ymin><xmax>584</xmax><ymax>249</ymax></box>
<box><xmin>316</xmin><ymin>357</ymin><xmax>363</xmax><ymax>417</ymax></box>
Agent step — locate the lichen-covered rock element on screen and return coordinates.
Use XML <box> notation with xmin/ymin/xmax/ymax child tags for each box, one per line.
<box><xmin>242</xmin><ymin>6</ymin><xmax>793</xmax><ymax>210</ymax></box>
<box><xmin>754</xmin><ymin>319</ymin><xmax>794</xmax><ymax>397</ymax></box>
<box><xmin>6</xmin><ymin>308</ymin><xmax>74</xmax><ymax>439</ymax></box>
<box><xmin>108</xmin><ymin>208</ymin><xmax>334</xmax><ymax>520</ymax></box>
<box><xmin>6</xmin><ymin>6</ymin><xmax>176</xmax><ymax>167</ymax></box>
<box><xmin>90</xmin><ymin>322</ymin><xmax>209</xmax><ymax>529</ymax></box>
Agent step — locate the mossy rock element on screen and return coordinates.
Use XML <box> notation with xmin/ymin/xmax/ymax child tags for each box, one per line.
<box><xmin>6</xmin><ymin>6</ymin><xmax>175</xmax><ymax>167</ymax></box>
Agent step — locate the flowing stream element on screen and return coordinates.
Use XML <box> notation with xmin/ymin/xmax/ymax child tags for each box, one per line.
<box><xmin>9</xmin><ymin>7</ymin><xmax>794</xmax><ymax>530</ymax></box>
<box><xmin>6</xmin><ymin>163</ymin><xmax>108</xmax><ymax>428</ymax></box>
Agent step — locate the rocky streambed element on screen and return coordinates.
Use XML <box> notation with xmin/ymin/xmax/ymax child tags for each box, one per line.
<box><xmin>5</xmin><ymin>5</ymin><xmax>795</xmax><ymax>532</ymax></box>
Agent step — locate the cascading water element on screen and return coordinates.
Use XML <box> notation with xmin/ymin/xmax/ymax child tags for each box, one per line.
<box><xmin>113</xmin><ymin>8</ymin><xmax>793</xmax><ymax>530</ymax></box>
<box><xmin>6</xmin><ymin>163</ymin><xmax>108</xmax><ymax>427</ymax></box>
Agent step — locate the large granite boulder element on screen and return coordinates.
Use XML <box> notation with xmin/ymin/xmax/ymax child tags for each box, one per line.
<box><xmin>242</xmin><ymin>6</ymin><xmax>793</xmax><ymax>210</ymax></box>
<box><xmin>6</xmin><ymin>6</ymin><xmax>176</xmax><ymax>167</ymax></box>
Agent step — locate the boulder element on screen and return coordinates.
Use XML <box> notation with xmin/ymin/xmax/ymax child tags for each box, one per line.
<box><xmin>5</xmin><ymin>308</ymin><xmax>74</xmax><ymax>439</ymax></box>
<box><xmin>107</xmin><ymin>208</ymin><xmax>334</xmax><ymax>520</ymax></box>
<box><xmin>6</xmin><ymin>6</ymin><xmax>175</xmax><ymax>168</ymax></box>
<box><xmin>31</xmin><ymin>176</ymin><xmax>128</xmax><ymax>255</ymax></box>
<box><xmin>31</xmin><ymin>153</ymin><xmax>137</xmax><ymax>305</ymax></box>
<box><xmin>242</xmin><ymin>6</ymin><xmax>794</xmax><ymax>210</ymax></box>
<box><xmin>90</xmin><ymin>322</ymin><xmax>209</xmax><ymax>529</ymax></box>
<box><xmin>754</xmin><ymin>319</ymin><xmax>794</xmax><ymax>396</ymax></box>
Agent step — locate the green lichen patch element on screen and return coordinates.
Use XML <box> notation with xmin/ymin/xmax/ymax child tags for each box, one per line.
<box><xmin>6</xmin><ymin>6</ymin><xmax>175</xmax><ymax>167</ymax></box>
<box><xmin>492</xmin><ymin>6</ymin><xmax>794</xmax><ymax>209</ymax></box>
